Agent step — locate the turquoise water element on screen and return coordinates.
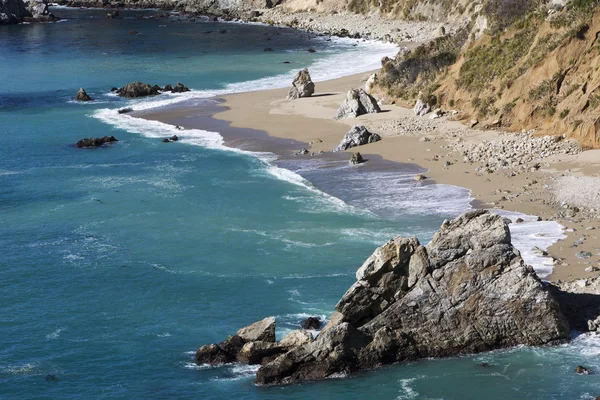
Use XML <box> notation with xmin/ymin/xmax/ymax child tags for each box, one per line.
<box><xmin>1</xmin><ymin>8</ymin><xmax>600</xmax><ymax>399</ymax></box>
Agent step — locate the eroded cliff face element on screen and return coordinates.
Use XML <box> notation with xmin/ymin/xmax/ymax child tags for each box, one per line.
<box><xmin>372</xmin><ymin>0</ymin><xmax>600</xmax><ymax>148</ymax></box>
<box><xmin>194</xmin><ymin>210</ymin><xmax>570</xmax><ymax>386</ymax></box>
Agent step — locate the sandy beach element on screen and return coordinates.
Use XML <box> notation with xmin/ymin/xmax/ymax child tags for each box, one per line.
<box><xmin>136</xmin><ymin>68</ymin><xmax>600</xmax><ymax>284</ymax></box>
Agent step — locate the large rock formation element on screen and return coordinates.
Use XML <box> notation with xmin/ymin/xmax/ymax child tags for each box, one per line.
<box><xmin>334</xmin><ymin>88</ymin><xmax>381</xmax><ymax>120</ymax></box>
<box><xmin>333</xmin><ymin>125</ymin><xmax>381</xmax><ymax>152</ymax></box>
<box><xmin>117</xmin><ymin>81</ymin><xmax>161</xmax><ymax>98</ymax></box>
<box><xmin>194</xmin><ymin>210</ymin><xmax>571</xmax><ymax>386</ymax></box>
<box><xmin>23</xmin><ymin>0</ymin><xmax>58</xmax><ymax>21</ymax></box>
<box><xmin>76</xmin><ymin>136</ymin><xmax>118</xmax><ymax>148</ymax></box>
<box><xmin>256</xmin><ymin>210</ymin><xmax>570</xmax><ymax>385</ymax></box>
<box><xmin>75</xmin><ymin>87</ymin><xmax>92</xmax><ymax>102</ymax></box>
<box><xmin>287</xmin><ymin>69</ymin><xmax>314</xmax><ymax>100</ymax></box>
<box><xmin>0</xmin><ymin>0</ymin><xmax>31</xmax><ymax>24</ymax></box>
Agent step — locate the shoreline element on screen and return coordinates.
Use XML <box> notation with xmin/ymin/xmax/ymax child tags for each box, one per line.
<box><xmin>130</xmin><ymin>69</ymin><xmax>587</xmax><ymax>283</ymax></box>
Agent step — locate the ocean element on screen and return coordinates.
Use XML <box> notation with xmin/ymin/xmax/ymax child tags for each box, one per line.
<box><xmin>1</xmin><ymin>7</ymin><xmax>599</xmax><ymax>399</ymax></box>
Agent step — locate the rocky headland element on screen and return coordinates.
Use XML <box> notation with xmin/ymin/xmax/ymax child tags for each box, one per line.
<box><xmin>195</xmin><ymin>210</ymin><xmax>574</xmax><ymax>385</ymax></box>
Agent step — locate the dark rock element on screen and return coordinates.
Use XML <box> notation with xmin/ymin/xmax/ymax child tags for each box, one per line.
<box><xmin>105</xmin><ymin>10</ymin><xmax>118</xmax><ymax>18</ymax></box>
<box><xmin>128</xmin><ymin>30</ymin><xmax>138</xmax><ymax>35</ymax></box>
<box><xmin>76</xmin><ymin>136</ymin><xmax>118</xmax><ymax>148</ymax></box>
<box><xmin>45</xmin><ymin>374</ymin><xmax>58</xmax><ymax>381</ymax></box>
<box><xmin>349</xmin><ymin>152</ymin><xmax>364</xmax><ymax>165</ymax></box>
<box><xmin>287</xmin><ymin>68</ymin><xmax>315</xmax><ymax>100</ymax></box>
<box><xmin>117</xmin><ymin>107</ymin><xmax>133</xmax><ymax>114</ymax></box>
<box><xmin>264</xmin><ymin>48</ymin><xmax>273</xmax><ymax>52</ymax></box>
<box><xmin>576</xmin><ymin>365</ymin><xmax>590</xmax><ymax>375</ymax></box>
<box><xmin>162</xmin><ymin>138</ymin><xmax>170</xmax><ymax>143</ymax></box>
<box><xmin>170</xmin><ymin>135</ymin><xmax>179</xmax><ymax>141</ymax></box>
<box><xmin>0</xmin><ymin>0</ymin><xmax>32</xmax><ymax>25</ymax></box>
<box><xmin>75</xmin><ymin>87</ymin><xmax>92</xmax><ymax>102</ymax></box>
<box><xmin>171</xmin><ymin>82</ymin><xmax>189</xmax><ymax>93</ymax></box>
<box><xmin>333</xmin><ymin>126</ymin><xmax>378</xmax><ymax>152</ymax></box>
<box><xmin>301</xmin><ymin>317</ymin><xmax>321</xmax><ymax>330</ymax></box>
<box><xmin>117</xmin><ymin>81</ymin><xmax>160</xmax><ymax>98</ymax></box>
<box><xmin>307</xmin><ymin>48</ymin><xmax>316</xmax><ymax>53</ymax></box>
<box><xmin>335</xmin><ymin>88</ymin><xmax>381</xmax><ymax>120</ymax></box>
<box><xmin>163</xmin><ymin>84</ymin><xmax>173</xmax><ymax>91</ymax></box>
<box><xmin>282</xmin><ymin>61</ymin><xmax>291</xmax><ymax>64</ymax></box>
<box><xmin>110</xmin><ymin>87</ymin><xmax>119</xmax><ymax>92</ymax></box>
<box><xmin>248</xmin><ymin>10</ymin><xmax>261</xmax><ymax>18</ymax></box>
<box><xmin>237</xmin><ymin>341</ymin><xmax>287</xmax><ymax>365</ymax></box>
<box><xmin>195</xmin><ymin>343</ymin><xmax>235</xmax><ymax>364</ymax></box>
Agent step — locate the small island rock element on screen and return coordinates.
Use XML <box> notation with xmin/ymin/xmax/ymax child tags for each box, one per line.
<box><xmin>75</xmin><ymin>87</ymin><xmax>92</xmax><ymax>102</ymax></box>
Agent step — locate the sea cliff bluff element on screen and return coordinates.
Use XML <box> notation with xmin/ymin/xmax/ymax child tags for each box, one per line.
<box><xmin>196</xmin><ymin>210</ymin><xmax>571</xmax><ymax>385</ymax></box>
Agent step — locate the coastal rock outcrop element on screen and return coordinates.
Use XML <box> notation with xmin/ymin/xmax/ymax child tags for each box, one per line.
<box><xmin>195</xmin><ymin>317</ymin><xmax>314</xmax><ymax>366</ymax></box>
<box><xmin>75</xmin><ymin>87</ymin><xmax>92</xmax><ymax>101</ymax></box>
<box><xmin>194</xmin><ymin>210</ymin><xmax>570</xmax><ymax>386</ymax></box>
<box><xmin>256</xmin><ymin>210</ymin><xmax>570</xmax><ymax>385</ymax></box>
<box><xmin>334</xmin><ymin>88</ymin><xmax>381</xmax><ymax>120</ymax></box>
<box><xmin>333</xmin><ymin>125</ymin><xmax>381</xmax><ymax>152</ymax></box>
<box><xmin>76</xmin><ymin>136</ymin><xmax>118</xmax><ymax>148</ymax></box>
<box><xmin>286</xmin><ymin>69</ymin><xmax>314</xmax><ymax>100</ymax></box>
<box><xmin>24</xmin><ymin>0</ymin><xmax>58</xmax><ymax>22</ymax></box>
<box><xmin>0</xmin><ymin>0</ymin><xmax>31</xmax><ymax>24</ymax></box>
<box><xmin>349</xmin><ymin>152</ymin><xmax>364</xmax><ymax>165</ymax></box>
<box><xmin>117</xmin><ymin>81</ymin><xmax>161</xmax><ymax>98</ymax></box>
<box><xmin>171</xmin><ymin>82</ymin><xmax>189</xmax><ymax>93</ymax></box>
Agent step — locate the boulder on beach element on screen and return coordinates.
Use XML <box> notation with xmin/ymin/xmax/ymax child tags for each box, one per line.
<box><xmin>116</xmin><ymin>81</ymin><xmax>161</xmax><ymax>98</ymax></box>
<box><xmin>287</xmin><ymin>69</ymin><xmax>315</xmax><ymax>100</ymax></box>
<box><xmin>333</xmin><ymin>125</ymin><xmax>381</xmax><ymax>152</ymax></box>
<box><xmin>349</xmin><ymin>152</ymin><xmax>364</xmax><ymax>165</ymax></box>
<box><xmin>334</xmin><ymin>88</ymin><xmax>381</xmax><ymax>120</ymax></box>
<box><xmin>194</xmin><ymin>210</ymin><xmax>571</xmax><ymax>386</ymax></box>
<box><xmin>413</xmin><ymin>98</ymin><xmax>430</xmax><ymax>116</ymax></box>
<box><xmin>76</xmin><ymin>136</ymin><xmax>118</xmax><ymax>148</ymax></box>
<box><xmin>75</xmin><ymin>87</ymin><xmax>92</xmax><ymax>102</ymax></box>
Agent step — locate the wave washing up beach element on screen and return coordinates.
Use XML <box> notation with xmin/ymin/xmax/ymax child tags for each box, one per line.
<box><xmin>2</xmin><ymin>4</ymin><xmax>600</xmax><ymax>399</ymax></box>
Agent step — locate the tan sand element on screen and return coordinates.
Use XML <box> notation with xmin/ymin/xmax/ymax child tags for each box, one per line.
<box><xmin>140</xmin><ymin>71</ymin><xmax>600</xmax><ymax>283</ymax></box>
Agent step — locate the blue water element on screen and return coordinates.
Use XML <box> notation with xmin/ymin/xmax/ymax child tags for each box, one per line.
<box><xmin>1</xmin><ymin>8</ymin><xmax>600</xmax><ymax>399</ymax></box>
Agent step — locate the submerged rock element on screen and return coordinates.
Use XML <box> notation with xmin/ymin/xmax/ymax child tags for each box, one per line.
<box><xmin>75</xmin><ymin>87</ymin><xmax>92</xmax><ymax>102</ymax></box>
<box><xmin>334</xmin><ymin>88</ymin><xmax>381</xmax><ymax>120</ymax></box>
<box><xmin>254</xmin><ymin>210</ymin><xmax>570</xmax><ymax>385</ymax></box>
<box><xmin>76</xmin><ymin>136</ymin><xmax>118</xmax><ymax>148</ymax></box>
<box><xmin>287</xmin><ymin>69</ymin><xmax>315</xmax><ymax>100</ymax></box>
<box><xmin>333</xmin><ymin>126</ymin><xmax>380</xmax><ymax>152</ymax></box>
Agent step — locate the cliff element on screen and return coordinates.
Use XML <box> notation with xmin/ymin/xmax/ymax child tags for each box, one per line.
<box><xmin>0</xmin><ymin>0</ymin><xmax>31</xmax><ymax>24</ymax></box>
<box><xmin>372</xmin><ymin>0</ymin><xmax>600</xmax><ymax>148</ymax></box>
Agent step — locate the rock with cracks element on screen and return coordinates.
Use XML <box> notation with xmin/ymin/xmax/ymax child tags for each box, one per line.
<box><xmin>256</xmin><ymin>210</ymin><xmax>569</xmax><ymax>385</ymax></box>
<box><xmin>334</xmin><ymin>88</ymin><xmax>381</xmax><ymax>120</ymax></box>
<box><xmin>286</xmin><ymin>69</ymin><xmax>315</xmax><ymax>100</ymax></box>
<box><xmin>333</xmin><ymin>125</ymin><xmax>381</xmax><ymax>152</ymax></box>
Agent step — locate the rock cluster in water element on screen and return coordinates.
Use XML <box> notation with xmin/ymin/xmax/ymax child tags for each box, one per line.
<box><xmin>334</xmin><ymin>88</ymin><xmax>381</xmax><ymax>120</ymax></box>
<box><xmin>333</xmin><ymin>125</ymin><xmax>381</xmax><ymax>152</ymax></box>
<box><xmin>286</xmin><ymin>69</ymin><xmax>314</xmax><ymax>100</ymax></box>
<box><xmin>76</xmin><ymin>136</ymin><xmax>119</xmax><ymax>148</ymax></box>
<box><xmin>115</xmin><ymin>81</ymin><xmax>190</xmax><ymax>98</ymax></box>
<box><xmin>195</xmin><ymin>210</ymin><xmax>571</xmax><ymax>385</ymax></box>
<box><xmin>75</xmin><ymin>87</ymin><xmax>92</xmax><ymax>101</ymax></box>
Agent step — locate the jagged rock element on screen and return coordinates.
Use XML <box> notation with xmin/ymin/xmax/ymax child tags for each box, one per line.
<box><xmin>287</xmin><ymin>69</ymin><xmax>315</xmax><ymax>100</ymax></box>
<box><xmin>334</xmin><ymin>88</ymin><xmax>381</xmax><ymax>120</ymax></box>
<box><xmin>301</xmin><ymin>317</ymin><xmax>321</xmax><ymax>330</ymax></box>
<box><xmin>349</xmin><ymin>152</ymin><xmax>364</xmax><ymax>165</ymax></box>
<box><xmin>75</xmin><ymin>87</ymin><xmax>92</xmax><ymax>102</ymax></box>
<box><xmin>76</xmin><ymin>136</ymin><xmax>118</xmax><ymax>148</ymax></box>
<box><xmin>280</xmin><ymin>330</ymin><xmax>313</xmax><ymax>347</ymax></box>
<box><xmin>195</xmin><ymin>343</ymin><xmax>234</xmax><ymax>365</ymax></box>
<box><xmin>171</xmin><ymin>82</ymin><xmax>189</xmax><ymax>93</ymax></box>
<box><xmin>163</xmin><ymin>84</ymin><xmax>173</xmax><ymax>91</ymax></box>
<box><xmin>118</xmin><ymin>107</ymin><xmax>133</xmax><ymax>114</ymax></box>
<box><xmin>169</xmin><ymin>135</ymin><xmax>178</xmax><ymax>141</ymax></box>
<box><xmin>365</xmin><ymin>73</ymin><xmax>377</xmax><ymax>94</ymax></box>
<box><xmin>255</xmin><ymin>210</ymin><xmax>570</xmax><ymax>385</ymax></box>
<box><xmin>413</xmin><ymin>99</ymin><xmax>430</xmax><ymax>116</ymax></box>
<box><xmin>333</xmin><ymin>126</ymin><xmax>380</xmax><ymax>152</ymax></box>
<box><xmin>237</xmin><ymin>317</ymin><xmax>276</xmax><ymax>342</ymax></box>
<box><xmin>0</xmin><ymin>0</ymin><xmax>31</xmax><ymax>24</ymax></box>
<box><xmin>117</xmin><ymin>81</ymin><xmax>160</xmax><ymax>98</ymax></box>
<box><xmin>237</xmin><ymin>341</ymin><xmax>286</xmax><ymax>365</ymax></box>
<box><xmin>23</xmin><ymin>0</ymin><xmax>57</xmax><ymax>22</ymax></box>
